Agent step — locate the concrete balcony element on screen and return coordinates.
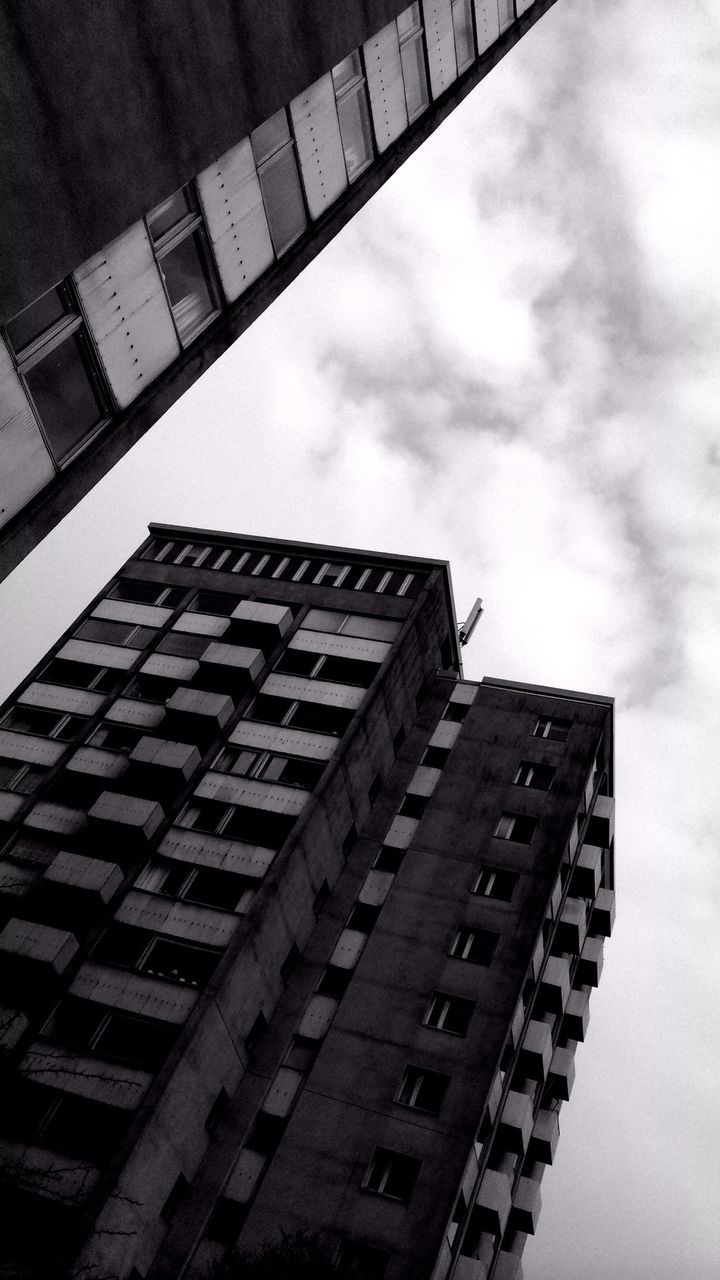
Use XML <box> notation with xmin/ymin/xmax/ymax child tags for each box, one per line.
<box><xmin>539</xmin><ymin>956</ymin><xmax>571</xmax><ymax>1014</ymax></box>
<box><xmin>590</xmin><ymin>887</ymin><xmax>616</xmax><ymax>937</ymax></box>
<box><xmin>0</xmin><ymin>730</ymin><xmax>65</xmax><ymax>766</ymax></box>
<box><xmin>66</xmin><ymin>746</ymin><xmax>128</xmax><ymax>781</ymax></box>
<box><xmin>198</xmin><ymin>642</ymin><xmax>264</xmax><ymax>694</ymax></box>
<box><xmin>70</xmin><ymin>961</ymin><xmax>198</xmax><ymax>1022</ymax></box>
<box><xmin>557</xmin><ymin>897</ymin><xmax>588</xmax><ymax>954</ymax></box>
<box><xmin>0</xmin><ymin>1138</ymin><xmax>99</xmax><ymax>1203</ymax></box>
<box><xmin>21</xmin><ymin>1044</ymin><xmax>151</xmax><ymax>1109</ymax></box>
<box><xmin>585</xmin><ymin>793</ymin><xmax>614</xmax><ymax>848</ymax></box>
<box><xmin>230</xmin><ymin>719</ymin><xmax>337</xmax><ymax>761</ymax></box>
<box><xmin>230</xmin><ymin>600</ymin><xmax>293</xmax><ymax>649</ymax></box>
<box><xmin>562</xmin><ymin>989</ymin><xmax>590</xmax><ymax>1042</ymax></box>
<box><xmin>547</xmin><ymin>1045</ymin><xmax>576</xmax><ymax>1102</ymax></box>
<box><xmin>92</xmin><ymin>597</ymin><xmax>173</xmax><ymax>628</ymax></box>
<box><xmin>0</xmin><ymin>859</ymin><xmax>38</xmax><ymax>899</ymax></box>
<box><xmin>115</xmin><ymin>890</ymin><xmax>239</xmax><ymax>948</ymax></box>
<box><xmin>43</xmin><ymin>851</ymin><xmax>123</xmax><ymax>903</ymax></box>
<box><xmin>18</xmin><ymin>680</ymin><xmax>105</xmax><ymax>717</ymax></box>
<box><xmin>164</xmin><ymin>687</ymin><xmax>234</xmax><ymax>744</ymax></box>
<box><xmin>128</xmin><ymin>736</ymin><xmax>201</xmax><ymax>793</ymax></box>
<box><xmin>140</xmin><ymin>652</ymin><xmax>199</xmax><ymax>683</ymax></box>
<box><xmin>0</xmin><ymin>792</ymin><xmax>24</xmax><ymax>822</ymax></box>
<box><xmin>0</xmin><ymin>1007</ymin><xmax>29</xmax><ymax>1053</ymax></box>
<box><xmin>509</xmin><ymin>1177</ymin><xmax>542</xmax><ymax>1234</ymax></box>
<box><xmin>23</xmin><ymin>801</ymin><xmax>87</xmax><ymax>837</ymax></box>
<box><xmin>529</xmin><ymin>1109</ymin><xmax>560</xmax><ymax>1165</ymax></box>
<box><xmin>577</xmin><ymin>936</ymin><xmax>604</xmax><ymax>987</ymax></box>
<box><xmin>297</xmin><ymin>994</ymin><xmax>338</xmax><ymax>1041</ymax></box>
<box><xmin>0</xmin><ymin>918</ymin><xmax>78</xmax><ymax>976</ymax></box>
<box><xmin>159</xmin><ymin>827</ymin><xmax>275</xmax><ymax>878</ymax></box>
<box><xmin>290</xmin><ymin>627</ymin><xmax>390</xmax><ymax>663</ymax></box>
<box><xmin>57</xmin><ymin>638</ymin><xmax>137</xmax><ymax>670</ymax></box>
<box><xmin>570</xmin><ymin>843</ymin><xmax>602</xmax><ymax>898</ymax></box>
<box><xmin>106</xmin><ymin>696</ymin><xmax>166</xmax><ymax>729</ymax></box>
<box><xmin>88</xmin><ymin>791</ymin><xmax>164</xmax><ymax>848</ymax></box>
<box><xmin>329</xmin><ymin>928</ymin><xmax>367</xmax><ymax>970</ymax></box>
<box><xmin>358</xmin><ymin>868</ymin><xmax>394</xmax><ymax>906</ymax></box>
<box><xmin>196</xmin><ymin>771</ymin><xmax>307</xmax><ymax>815</ymax></box>
<box><xmin>498</xmin><ymin>1091</ymin><xmax>534</xmax><ymax>1154</ymax></box>
<box><xmin>261</xmin><ymin>672</ymin><xmax>365</xmax><ymax>710</ymax></box>
<box><xmin>518</xmin><ymin>1020</ymin><xmax>552</xmax><ymax>1081</ymax></box>
<box><xmin>225</xmin><ymin>1147</ymin><xmax>267</xmax><ymax>1203</ymax></box>
<box><xmin>173</xmin><ymin>610</ymin><xmax>230</xmax><ymax>637</ymax></box>
<box><xmin>474</xmin><ymin>1168</ymin><xmax>512</xmax><ymax>1234</ymax></box>
<box><xmin>493</xmin><ymin>1254</ymin><xmax>524</xmax><ymax>1280</ymax></box>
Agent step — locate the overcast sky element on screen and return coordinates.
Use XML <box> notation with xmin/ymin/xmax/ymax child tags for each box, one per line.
<box><xmin>1</xmin><ymin>1</ymin><xmax>718</xmax><ymax>1276</ymax></box>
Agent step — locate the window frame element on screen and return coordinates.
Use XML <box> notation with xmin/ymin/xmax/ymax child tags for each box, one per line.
<box><xmin>145</xmin><ymin>181</ymin><xmax>222</xmax><ymax>347</ymax></box>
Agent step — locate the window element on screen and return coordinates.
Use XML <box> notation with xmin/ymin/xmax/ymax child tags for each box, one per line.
<box><xmin>373</xmin><ymin>845</ymin><xmax>406</xmax><ymax>873</ymax></box>
<box><xmin>4</xmin><ymin>281</ymin><xmax>110</xmax><ymax>465</ymax></box>
<box><xmin>396</xmin><ymin>4</ymin><xmax>430</xmax><ymax>121</ymax></box>
<box><xmin>0</xmin><ymin>705</ymin><xmax>89</xmax><ymax>741</ymax></box>
<box><xmin>93</xmin><ymin>923</ymin><xmax>223</xmax><ymax>988</ymax></box>
<box><xmin>421</xmin><ymin>745</ymin><xmax>451</xmax><ymax>768</ymax></box>
<box><xmin>332</xmin><ymin>52</ymin><xmax>374</xmax><ymax>181</ymax></box>
<box><xmin>493</xmin><ymin>813</ymin><xmax>537</xmax><ymax>843</ymax></box>
<box><xmin>87</xmin><ymin>723</ymin><xmax>144</xmax><ymax>754</ymax></box>
<box><xmin>123</xmin><ymin>673</ymin><xmax>174</xmax><ymax>703</ymax></box>
<box><xmin>40</xmin><ymin>658</ymin><xmax>119</xmax><ymax>693</ymax></box>
<box><xmin>179</xmin><ymin>798</ymin><xmax>295</xmax><ymax>851</ymax></box>
<box><xmin>399</xmin><ymin>793</ymin><xmax>428</xmax><ymax>819</ymax></box>
<box><xmin>472</xmin><ymin>865</ymin><xmax>518</xmax><ymax>901</ymax></box>
<box><xmin>136</xmin><ymin>858</ymin><xmax>254</xmax><ymax>912</ymax></box>
<box><xmin>188</xmin><ymin>590</ymin><xmax>241</xmax><ymax>617</ymax></box>
<box><xmin>346</xmin><ymin>902</ymin><xmax>380</xmax><ymax>933</ymax></box>
<box><xmin>205</xmin><ymin>1198</ymin><xmax>247</xmax><ymax>1247</ymax></box>
<box><xmin>396</xmin><ymin>1066</ymin><xmax>449</xmax><ymax>1114</ymax></box>
<box><xmin>246</xmin><ymin>694</ymin><xmax>354</xmax><ymax>738</ymax></box>
<box><xmin>364</xmin><ymin>1148</ymin><xmax>421</xmax><ymax>1202</ymax></box>
<box><xmin>246</xmin><ymin>1111</ymin><xmax>287</xmax><ymax>1156</ymax></box>
<box><xmin>451</xmin><ymin>0</ymin><xmax>476</xmax><ymax>72</ymax></box>
<box><xmin>74</xmin><ymin>617</ymin><xmax>158</xmax><ymax>649</ymax></box>
<box><xmin>251</xmin><ymin>109</ymin><xmax>307</xmax><ymax>255</ymax></box>
<box><xmin>274</xmin><ymin>649</ymin><xmax>380</xmax><ymax>688</ymax></box>
<box><xmin>336</xmin><ymin>1242</ymin><xmax>389</xmax><ymax>1279</ymax></box>
<box><xmin>0</xmin><ymin>757</ymin><xmax>48</xmax><ymax>795</ymax></box>
<box><xmin>449</xmin><ymin>927</ymin><xmax>499</xmax><ymax>966</ymax></box>
<box><xmin>533</xmin><ymin>716</ymin><xmax>571</xmax><ymax>742</ymax></box>
<box><xmin>108</xmin><ymin>579</ymin><xmax>186</xmax><ymax>607</ymax></box>
<box><xmin>212</xmin><ymin>745</ymin><xmax>324</xmax><ymax>791</ymax></box>
<box><xmin>423</xmin><ymin>992</ymin><xmax>475</xmax><ymax>1036</ymax></box>
<box><xmin>9</xmin><ymin>1083</ymin><xmax>130</xmax><ymax>1164</ymax></box>
<box><xmin>146</xmin><ymin>185</ymin><xmax>220</xmax><ymax>345</ymax></box>
<box><xmin>156</xmin><ymin>631</ymin><xmax>209</xmax><ymax>658</ymax></box>
<box><xmin>442</xmin><ymin>702</ymin><xmax>468</xmax><ymax>723</ymax></box>
<box><xmin>514</xmin><ymin>761</ymin><xmax>556</xmax><ymax>790</ymax></box>
<box><xmin>161</xmin><ymin>1173</ymin><xmax>189</xmax><ymax>1223</ymax></box>
<box><xmin>317</xmin><ymin>964</ymin><xmax>352</xmax><ymax>998</ymax></box>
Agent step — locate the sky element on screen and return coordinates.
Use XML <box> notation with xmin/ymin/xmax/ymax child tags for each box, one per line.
<box><xmin>1</xmin><ymin>0</ymin><xmax>719</xmax><ymax>1276</ymax></box>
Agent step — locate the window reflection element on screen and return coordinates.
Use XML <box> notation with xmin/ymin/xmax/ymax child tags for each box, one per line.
<box><xmin>145</xmin><ymin>184</ymin><xmax>220</xmax><ymax>346</ymax></box>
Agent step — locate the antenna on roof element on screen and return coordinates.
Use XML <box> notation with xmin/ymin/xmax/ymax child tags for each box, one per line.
<box><xmin>458</xmin><ymin>598</ymin><xmax>483</xmax><ymax>647</ymax></box>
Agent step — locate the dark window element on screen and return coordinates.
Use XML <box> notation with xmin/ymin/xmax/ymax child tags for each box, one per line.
<box><xmin>223</xmin><ymin>805</ymin><xmax>295</xmax><ymax>850</ymax></box>
<box><xmin>397</xmin><ymin>7</ymin><xmax>430</xmax><ymax>123</ymax></box>
<box><xmin>514</xmin><ymin>762</ymin><xmax>556</xmax><ymax>790</ymax></box>
<box><xmin>188</xmin><ymin>591</ymin><xmax>240</xmax><ymax>617</ymax></box>
<box><xmin>317</xmin><ymin>965</ymin><xmax>352</xmax><ymax>998</ymax></box>
<box><xmin>142</xmin><ymin>937</ymin><xmax>223</xmax><ymax>986</ymax></box>
<box><xmin>108</xmin><ymin>580</ymin><xmax>185</xmax><ymax>607</ymax></box>
<box><xmin>0</xmin><ymin>757</ymin><xmax>48</xmax><ymax>795</ymax></box>
<box><xmin>364</xmin><ymin>1148</ymin><xmax>421</xmax><ymax>1203</ymax></box>
<box><xmin>5</xmin><ymin>281</ymin><xmax>110</xmax><ymax>465</ymax></box>
<box><xmin>442</xmin><ymin>702</ymin><xmax>467</xmax><ymax>723</ymax></box>
<box><xmin>494</xmin><ymin>813</ymin><xmax>537</xmax><ymax>843</ymax></box>
<box><xmin>533</xmin><ymin>716</ymin><xmax>572</xmax><ymax>742</ymax></box>
<box><xmin>74</xmin><ymin>618</ymin><xmax>158</xmax><ymax>649</ymax></box>
<box><xmin>93</xmin><ymin>924</ymin><xmax>151</xmax><ymax>969</ymax></box>
<box><xmin>424</xmin><ymin>992</ymin><xmax>475</xmax><ymax>1036</ymax></box>
<box><xmin>289</xmin><ymin>701</ymin><xmax>353</xmax><ymax>737</ymax></box>
<box><xmin>313</xmin><ymin>880</ymin><xmax>329</xmax><ymax>916</ymax></box>
<box><xmin>157</xmin><ymin>631</ymin><xmax>209</xmax><ymax>658</ymax></box>
<box><xmin>346</xmin><ymin>902</ymin><xmax>380</xmax><ymax>933</ymax></box>
<box><xmin>43</xmin><ymin>996</ymin><xmax>104</xmax><ymax>1051</ymax></box>
<box><xmin>373</xmin><ymin>845</ymin><xmax>406</xmax><ymax>873</ymax></box>
<box><xmin>146</xmin><ymin>184</ymin><xmax>219</xmax><ymax>346</ymax></box>
<box><xmin>205</xmin><ymin>1197</ymin><xmax>247</xmax><ymax>1247</ymax></box>
<box><xmin>280</xmin><ymin>943</ymin><xmax>300</xmax><ymax>986</ymax></box>
<box><xmin>449</xmin><ymin>927</ymin><xmax>499</xmax><ymax>966</ymax></box>
<box><xmin>44</xmin><ymin>771</ymin><xmax>104</xmax><ymax>809</ymax></box>
<box><xmin>183</xmin><ymin>866</ymin><xmax>252</xmax><ymax>911</ymax></box>
<box><xmin>246</xmin><ymin>1111</ymin><xmax>286</xmax><ymax>1156</ymax></box>
<box><xmin>161</xmin><ymin>1173</ymin><xmax>189</xmax><ymax>1223</ymax></box>
<box><xmin>318</xmin><ymin>655</ymin><xmax>379</xmax><ymax>688</ymax></box>
<box><xmin>251</xmin><ymin>109</ymin><xmax>307</xmax><ymax>255</ymax></box>
<box><xmin>0</xmin><ymin>706</ymin><xmax>88</xmax><ymax>741</ymax></box>
<box><xmin>336</xmin><ymin>1242</ymin><xmax>389</xmax><ymax>1279</ymax></box>
<box><xmin>245</xmin><ymin>693</ymin><xmax>293</xmax><ymax>726</ymax></box>
<box><xmin>88</xmin><ymin>724</ymin><xmax>145</xmax><ymax>753</ymax></box>
<box><xmin>472</xmin><ymin>866</ymin><xmax>519</xmax><ymax>901</ymax></box>
<box><xmin>41</xmin><ymin>1092</ymin><xmax>129</xmax><ymax>1163</ymax></box>
<box><xmin>399</xmin><ymin>793</ymin><xmax>428</xmax><ymax>819</ymax></box>
<box><xmin>396</xmin><ymin>1066</ymin><xmax>449</xmax><ymax>1115</ymax></box>
<box><xmin>275</xmin><ymin>649</ymin><xmax>319</xmax><ymax>678</ymax></box>
<box><xmin>421</xmin><ymin>746</ymin><xmax>451</xmax><ymax>769</ymax></box>
<box><xmin>124</xmin><ymin>673</ymin><xmax>173</xmax><ymax>703</ymax></box>
<box><xmin>205</xmin><ymin>1087</ymin><xmax>230</xmax><ymax>1134</ymax></box>
<box><xmin>283</xmin><ymin>1035</ymin><xmax>318</xmax><ymax>1073</ymax></box>
<box><xmin>93</xmin><ymin>1011</ymin><xmax>177</xmax><ymax>1072</ymax></box>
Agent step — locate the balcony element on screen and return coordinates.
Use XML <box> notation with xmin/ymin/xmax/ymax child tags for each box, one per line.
<box><xmin>0</xmin><ymin>918</ymin><xmax>78</xmax><ymax>977</ymax></box>
<box><xmin>164</xmin><ymin>687</ymin><xmax>234</xmax><ymax>744</ymax></box>
<box><xmin>197</xmin><ymin>641</ymin><xmax>264</xmax><ymax>695</ymax></box>
<box><xmin>230</xmin><ymin>718</ymin><xmax>337</xmax><ymax>761</ymax></box>
<box><xmin>128</xmin><ymin>736</ymin><xmax>201</xmax><ymax>794</ymax></box>
<box><xmin>570</xmin><ymin>843</ymin><xmax>602</xmax><ymax>898</ymax></box>
<box><xmin>92</xmin><ymin>597</ymin><xmax>173</xmax><ymax>629</ymax></box>
<box><xmin>0</xmin><ymin>1137</ymin><xmax>99</xmax><ymax>1204</ymax></box>
<box><xmin>70</xmin><ymin>961</ymin><xmax>198</xmax><ymax>1022</ymax></box>
<box><xmin>547</xmin><ymin>1045</ymin><xmax>576</xmax><ymax>1102</ymax></box>
<box><xmin>115</xmin><ymin>890</ymin><xmax>239</xmax><ymax>948</ymax></box>
<box><xmin>159</xmin><ymin>827</ymin><xmax>276</xmax><ymax>878</ymax></box>
<box><xmin>539</xmin><ymin>956</ymin><xmax>571</xmax><ymax>1014</ymax></box>
<box><xmin>576</xmin><ymin>936</ymin><xmax>603</xmax><ymax>987</ymax></box>
<box><xmin>556</xmin><ymin>897</ymin><xmax>587</xmax><ymax>954</ymax></box>
<box><xmin>509</xmin><ymin>1175</ymin><xmax>542</xmax><ymax>1234</ymax></box>
<box><xmin>297</xmin><ymin>994</ymin><xmax>337</xmax><ymax>1041</ymax></box>
<box><xmin>0</xmin><ymin>792</ymin><xmax>24</xmax><ymax>822</ymax></box>
<box><xmin>88</xmin><ymin>792</ymin><xmax>164</xmax><ymax>856</ymax></box>
<box><xmin>106</xmin><ymin>696</ymin><xmax>166</xmax><ymax>729</ymax></box>
<box><xmin>585</xmin><ymin>794</ymin><xmax>614</xmax><ymax>848</ymax></box>
<box><xmin>231</xmin><ymin>599</ymin><xmax>293</xmax><ymax>649</ymax></box>
<box><xmin>590</xmin><ymin>887</ymin><xmax>616</xmax><ymax>937</ymax></box>
<box><xmin>58</xmin><ymin>637</ymin><xmax>137</xmax><ymax>670</ymax></box>
<box><xmin>0</xmin><ymin>1006</ymin><xmax>29</xmax><ymax>1052</ymax></box>
<box><xmin>473</xmin><ymin>1168</ymin><xmax>512</xmax><ymax>1234</ymax></box>
<box><xmin>173</xmin><ymin>609</ymin><xmax>230</xmax><ymax>637</ymax></box>
<box><xmin>0</xmin><ymin>730</ymin><xmax>65</xmax><ymax>766</ymax></box>
<box><xmin>23</xmin><ymin>801</ymin><xmax>86</xmax><ymax>837</ymax></box>
<box><xmin>66</xmin><ymin>746</ymin><xmax>128</xmax><ymax>781</ymax></box>
<box><xmin>43</xmin><ymin>851</ymin><xmax>123</xmax><ymax>904</ymax></box>
<box><xmin>518</xmin><ymin>1020</ymin><xmax>552</xmax><ymax>1081</ymax></box>
<box><xmin>21</xmin><ymin>1044</ymin><xmax>151</xmax><ymax>1109</ymax></box>
<box><xmin>498</xmin><ymin>1091</ymin><xmax>534</xmax><ymax>1155</ymax></box>
<box><xmin>18</xmin><ymin>680</ymin><xmax>105</xmax><ymax>717</ymax></box>
<box><xmin>529</xmin><ymin>1109</ymin><xmax>560</xmax><ymax>1165</ymax></box>
<box><xmin>561</xmin><ymin>989</ymin><xmax>590</xmax><ymax>1042</ymax></box>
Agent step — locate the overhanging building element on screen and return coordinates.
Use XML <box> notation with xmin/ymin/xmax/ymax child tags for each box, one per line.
<box><xmin>0</xmin><ymin>1</ymin><xmax>559</xmax><ymax>579</ymax></box>
<box><xmin>0</xmin><ymin>528</ymin><xmax>614</xmax><ymax>1280</ymax></box>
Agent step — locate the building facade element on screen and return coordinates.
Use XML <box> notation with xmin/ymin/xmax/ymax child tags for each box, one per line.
<box><xmin>0</xmin><ymin>528</ymin><xmax>614</xmax><ymax>1280</ymax></box>
<box><xmin>0</xmin><ymin>0</ymin><xmax>558</xmax><ymax>579</ymax></box>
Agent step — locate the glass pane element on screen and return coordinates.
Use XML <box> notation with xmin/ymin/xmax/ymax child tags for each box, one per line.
<box><xmin>25</xmin><ymin>333</ymin><xmax>105</xmax><ymax>463</ymax></box>
<box><xmin>5</xmin><ymin>286</ymin><xmax>68</xmax><ymax>353</ymax></box>
<box><xmin>337</xmin><ymin>88</ymin><xmax>374</xmax><ymax>180</ymax></box>
<box><xmin>332</xmin><ymin>51</ymin><xmax>362</xmax><ymax>92</ymax></box>
<box><xmin>158</xmin><ymin>231</ymin><xmax>216</xmax><ymax>345</ymax></box>
<box><xmin>397</xmin><ymin>4</ymin><xmax>422</xmax><ymax>38</ymax></box>
<box><xmin>251</xmin><ymin>110</ymin><xmax>291</xmax><ymax>165</ymax></box>
<box><xmin>452</xmin><ymin>0</ymin><xmax>475</xmax><ymax>70</ymax></box>
<box><xmin>75</xmin><ymin>618</ymin><xmax>136</xmax><ymax>645</ymax></box>
<box><xmin>257</xmin><ymin>146</ymin><xmax>307</xmax><ymax>255</ymax></box>
<box><xmin>147</xmin><ymin>187</ymin><xmax>195</xmax><ymax>242</ymax></box>
<box><xmin>401</xmin><ymin>37</ymin><xmax>429</xmax><ymax>120</ymax></box>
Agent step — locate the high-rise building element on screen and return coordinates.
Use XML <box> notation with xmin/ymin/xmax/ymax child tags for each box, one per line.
<box><xmin>0</xmin><ymin>1</ymin><xmax>557</xmax><ymax>579</ymax></box>
<box><xmin>0</xmin><ymin>527</ymin><xmax>614</xmax><ymax>1280</ymax></box>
